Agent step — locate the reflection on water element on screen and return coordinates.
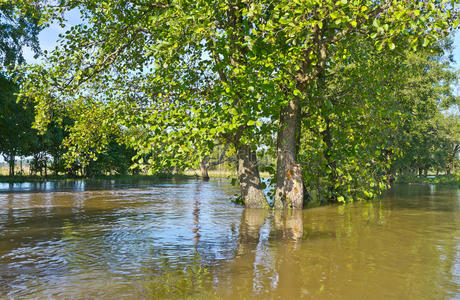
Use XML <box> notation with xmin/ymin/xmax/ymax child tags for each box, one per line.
<box><xmin>0</xmin><ymin>181</ymin><xmax>459</xmax><ymax>299</ymax></box>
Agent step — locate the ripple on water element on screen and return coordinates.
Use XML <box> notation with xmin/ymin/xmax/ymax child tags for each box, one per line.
<box><xmin>0</xmin><ymin>180</ymin><xmax>459</xmax><ymax>299</ymax></box>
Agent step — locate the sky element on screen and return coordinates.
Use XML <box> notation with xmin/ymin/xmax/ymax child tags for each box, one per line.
<box><xmin>452</xmin><ymin>30</ymin><xmax>460</xmax><ymax>96</ymax></box>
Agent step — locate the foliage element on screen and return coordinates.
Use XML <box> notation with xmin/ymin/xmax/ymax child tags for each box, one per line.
<box><xmin>0</xmin><ymin>74</ymin><xmax>37</xmax><ymax>173</ymax></box>
<box><xmin>0</xmin><ymin>1</ymin><xmax>41</xmax><ymax>69</ymax></box>
<box><xmin>395</xmin><ymin>174</ymin><xmax>460</xmax><ymax>187</ymax></box>
<box><xmin>9</xmin><ymin>0</ymin><xmax>460</xmax><ymax>204</ymax></box>
<box><xmin>300</xmin><ymin>39</ymin><xmax>459</xmax><ymax>203</ymax></box>
<box><xmin>390</xmin><ymin>43</ymin><xmax>459</xmax><ymax>176</ymax></box>
<box><xmin>85</xmin><ymin>141</ymin><xmax>137</xmax><ymax>176</ymax></box>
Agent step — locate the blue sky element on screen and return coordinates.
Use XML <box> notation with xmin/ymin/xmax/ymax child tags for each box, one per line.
<box><xmin>453</xmin><ymin>30</ymin><xmax>460</xmax><ymax>70</ymax></box>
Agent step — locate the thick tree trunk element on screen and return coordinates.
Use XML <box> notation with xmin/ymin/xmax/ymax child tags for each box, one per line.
<box><xmin>237</xmin><ymin>145</ymin><xmax>268</xmax><ymax>208</ymax></box>
<box><xmin>274</xmin><ymin>97</ymin><xmax>304</xmax><ymax>209</ymax></box>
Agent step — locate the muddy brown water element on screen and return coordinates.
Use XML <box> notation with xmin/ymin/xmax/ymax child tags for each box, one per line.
<box><xmin>0</xmin><ymin>179</ymin><xmax>459</xmax><ymax>299</ymax></box>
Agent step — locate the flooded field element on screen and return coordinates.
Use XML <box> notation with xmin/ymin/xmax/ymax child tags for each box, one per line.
<box><xmin>0</xmin><ymin>179</ymin><xmax>458</xmax><ymax>299</ymax></box>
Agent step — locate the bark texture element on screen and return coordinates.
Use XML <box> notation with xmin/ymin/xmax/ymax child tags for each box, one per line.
<box><xmin>274</xmin><ymin>97</ymin><xmax>304</xmax><ymax>209</ymax></box>
<box><xmin>237</xmin><ymin>145</ymin><xmax>269</xmax><ymax>208</ymax></box>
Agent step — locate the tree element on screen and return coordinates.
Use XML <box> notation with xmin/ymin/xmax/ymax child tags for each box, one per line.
<box><xmin>258</xmin><ymin>1</ymin><xmax>459</xmax><ymax>208</ymax></box>
<box><xmin>390</xmin><ymin>43</ymin><xmax>459</xmax><ymax>177</ymax></box>
<box><xmin>298</xmin><ymin>39</ymin><xmax>406</xmax><ymax>203</ymax></box>
<box><xmin>0</xmin><ymin>3</ymin><xmax>42</xmax><ymax>176</ymax></box>
<box><xmin>0</xmin><ymin>74</ymin><xmax>38</xmax><ymax>176</ymax></box>
<box><xmin>199</xmin><ymin>143</ymin><xmax>236</xmax><ymax>180</ymax></box>
<box><xmin>14</xmin><ymin>0</ymin><xmax>460</xmax><ymax>207</ymax></box>
<box><xmin>0</xmin><ymin>2</ymin><xmax>41</xmax><ymax>68</ymax></box>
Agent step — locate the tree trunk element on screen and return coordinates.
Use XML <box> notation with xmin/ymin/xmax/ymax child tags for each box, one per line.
<box><xmin>446</xmin><ymin>144</ymin><xmax>458</xmax><ymax>176</ymax></box>
<box><xmin>423</xmin><ymin>168</ymin><xmax>428</xmax><ymax>177</ymax></box>
<box><xmin>322</xmin><ymin>117</ymin><xmax>338</xmax><ymax>203</ymax></box>
<box><xmin>199</xmin><ymin>161</ymin><xmax>210</xmax><ymax>180</ymax></box>
<box><xmin>53</xmin><ymin>156</ymin><xmax>58</xmax><ymax>175</ymax></box>
<box><xmin>237</xmin><ymin>145</ymin><xmax>268</xmax><ymax>208</ymax></box>
<box><xmin>8</xmin><ymin>154</ymin><xmax>15</xmax><ymax>177</ymax></box>
<box><xmin>274</xmin><ymin>97</ymin><xmax>304</xmax><ymax>209</ymax></box>
<box><xmin>199</xmin><ymin>155</ymin><xmax>210</xmax><ymax>180</ymax></box>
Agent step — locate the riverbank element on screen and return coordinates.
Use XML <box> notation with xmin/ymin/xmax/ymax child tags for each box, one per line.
<box><xmin>0</xmin><ymin>169</ymin><xmax>271</xmax><ymax>183</ymax></box>
<box><xmin>395</xmin><ymin>174</ymin><xmax>460</xmax><ymax>186</ymax></box>
<box><xmin>0</xmin><ymin>173</ymin><xmax>198</xmax><ymax>183</ymax></box>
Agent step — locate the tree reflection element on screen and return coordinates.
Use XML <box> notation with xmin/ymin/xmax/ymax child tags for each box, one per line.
<box><xmin>215</xmin><ymin>190</ymin><xmax>460</xmax><ymax>299</ymax></box>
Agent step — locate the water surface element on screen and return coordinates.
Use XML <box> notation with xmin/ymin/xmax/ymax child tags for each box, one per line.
<box><xmin>0</xmin><ymin>180</ymin><xmax>458</xmax><ymax>299</ymax></box>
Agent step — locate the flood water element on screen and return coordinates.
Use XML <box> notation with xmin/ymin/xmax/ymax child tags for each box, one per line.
<box><xmin>0</xmin><ymin>179</ymin><xmax>459</xmax><ymax>299</ymax></box>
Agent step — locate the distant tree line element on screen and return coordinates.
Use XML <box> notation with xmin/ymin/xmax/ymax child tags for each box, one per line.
<box><xmin>0</xmin><ymin>3</ymin><xmax>139</xmax><ymax>177</ymax></box>
<box><xmin>0</xmin><ymin>82</ymin><xmax>137</xmax><ymax>177</ymax></box>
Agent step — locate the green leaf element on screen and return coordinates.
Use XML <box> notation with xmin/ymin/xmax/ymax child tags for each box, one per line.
<box><xmin>293</xmin><ymin>89</ymin><xmax>302</xmax><ymax>97</ymax></box>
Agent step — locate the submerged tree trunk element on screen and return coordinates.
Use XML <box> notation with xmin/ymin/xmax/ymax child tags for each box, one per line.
<box><xmin>274</xmin><ymin>97</ymin><xmax>304</xmax><ymax>209</ymax></box>
<box><xmin>8</xmin><ymin>154</ymin><xmax>15</xmax><ymax>177</ymax></box>
<box><xmin>237</xmin><ymin>145</ymin><xmax>268</xmax><ymax>208</ymax></box>
<box><xmin>199</xmin><ymin>158</ymin><xmax>210</xmax><ymax>180</ymax></box>
<box><xmin>199</xmin><ymin>145</ymin><xmax>232</xmax><ymax>180</ymax></box>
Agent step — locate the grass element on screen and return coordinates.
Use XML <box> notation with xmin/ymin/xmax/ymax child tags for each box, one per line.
<box><xmin>183</xmin><ymin>169</ymin><xmax>237</xmax><ymax>178</ymax></box>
